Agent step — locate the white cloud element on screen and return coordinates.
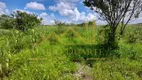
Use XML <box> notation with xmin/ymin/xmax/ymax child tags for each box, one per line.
<box><xmin>0</xmin><ymin>2</ymin><xmax>9</xmax><ymax>15</ymax></box>
<box><xmin>12</xmin><ymin>10</ymin><xmax>55</xmax><ymax>25</ymax></box>
<box><xmin>25</xmin><ymin>2</ymin><xmax>45</xmax><ymax>10</ymax></box>
<box><xmin>49</xmin><ymin>2</ymin><xmax>75</xmax><ymax>12</ymax></box>
<box><xmin>13</xmin><ymin>9</ymin><xmax>35</xmax><ymax>14</ymax></box>
<box><xmin>49</xmin><ymin>1</ymin><xmax>96</xmax><ymax>23</ymax></box>
<box><xmin>51</xmin><ymin>13</ymin><xmax>55</xmax><ymax>18</ymax></box>
<box><xmin>0</xmin><ymin>2</ymin><xmax>6</xmax><ymax>9</ymax></box>
<box><xmin>59</xmin><ymin>0</ymin><xmax>80</xmax><ymax>3</ymax></box>
<box><xmin>5</xmin><ymin>9</ymin><xmax>9</xmax><ymax>14</ymax></box>
<box><xmin>38</xmin><ymin>12</ymin><xmax>55</xmax><ymax>25</ymax></box>
<box><xmin>39</xmin><ymin>12</ymin><xmax>48</xmax><ymax>17</ymax></box>
<box><xmin>35</xmin><ymin>0</ymin><xmax>45</xmax><ymax>1</ymax></box>
<box><xmin>12</xmin><ymin>9</ymin><xmax>55</xmax><ymax>25</ymax></box>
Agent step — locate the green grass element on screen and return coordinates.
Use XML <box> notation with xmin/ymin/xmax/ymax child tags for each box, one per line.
<box><xmin>0</xmin><ymin>25</ymin><xmax>142</xmax><ymax>80</ymax></box>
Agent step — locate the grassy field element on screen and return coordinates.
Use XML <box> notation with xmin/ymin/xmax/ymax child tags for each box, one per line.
<box><xmin>0</xmin><ymin>24</ymin><xmax>142</xmax><ymax>80</ymax></box>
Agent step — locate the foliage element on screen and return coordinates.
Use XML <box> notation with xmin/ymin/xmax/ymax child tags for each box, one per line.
<box><xmin>0</xmin><ymin>14</ymin><xmax>15</xmax><ymax>29</ymax></box>
<box><xmin>83</xmin><ymin>0</ymin><xmax>142</xmax><ymax>49</ymax></box>
<box><xmin>0</xmin><ymin>24</ymin><xmax>142</xmax><ymax>80</ymax></box>
<box><xmin>0</xmin><ymin>11</ymin><xmax>42</xmax><ymax>32</ymax></box>
<box><xmin>54</xmin><ymin>20</ymin><xmax>66</xmax><ymax>34</ymax></box>
<box><xmin>124</xmin><ymin>26</ymin><xmax>142</xmax><ymax>44</ymax></box>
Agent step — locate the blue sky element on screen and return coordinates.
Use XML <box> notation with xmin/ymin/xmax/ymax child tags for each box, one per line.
<box><xmin>0</xmin><ymin>0</ymin><xmax>142</xmax><ymax>25</ymax></box>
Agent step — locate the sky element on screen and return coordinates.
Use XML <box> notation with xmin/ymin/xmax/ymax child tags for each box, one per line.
<box><xmin>0</xmin><ymin>0</ymin><xmax>142</xmax><ymax>25</ymax></box>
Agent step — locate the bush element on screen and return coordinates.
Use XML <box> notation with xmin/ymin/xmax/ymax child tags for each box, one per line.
<box><xmin>0</xmin><ymin>15</ymin><xmax>15</xmax><ymax>29</ymax></box>
<box><xmin>0</xmin><ymin>11</ymin><xmax>42</xmax><ymax>32</ymax></box>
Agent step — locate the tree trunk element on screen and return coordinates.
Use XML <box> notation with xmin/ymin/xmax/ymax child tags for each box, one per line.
<box><xmin>105</xmin><ymin>27</ymin><xmax>118</xmax><ymax>50</ymax></box>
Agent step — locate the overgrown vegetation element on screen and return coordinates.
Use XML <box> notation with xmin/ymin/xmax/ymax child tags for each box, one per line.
<box><xmin>0</xmin><ymin>22</ymin><xmax>142</xmax><ymax>79</ymax></box>
<box><xmin>0</xmin><ymin>10</ymin><xmax>142</xmax><ymax>80</ymax></box>
<box><xmin>0</xmin><ymin>11</ymin><xmax>41</xmax><ymax>32</ymax></box>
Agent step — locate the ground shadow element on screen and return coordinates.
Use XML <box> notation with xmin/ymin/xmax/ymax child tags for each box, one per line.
<box><xmin>64</xmin><ymin>44</ymin><xmax>120</xmax><ymax>67</ymax></box>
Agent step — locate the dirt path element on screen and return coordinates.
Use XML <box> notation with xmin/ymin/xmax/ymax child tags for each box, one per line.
<box><xmin>74</xmin><ymin>63</ymin><xmax>94</xmax><ymax>80</ymax></box>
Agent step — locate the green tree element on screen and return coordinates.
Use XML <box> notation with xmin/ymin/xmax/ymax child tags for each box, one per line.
<box><xmin>83</xmin><ymin>0</ymin><xmax>142</xmax><ymax>49</ymax></box>
<box><xmin>0</xmin><ymin>11</ymin><xmax>42</xmax><ymax>32</ymax></box>
<box><xmin>12</xmin><ymin>11</ymin><xmax>42</xmax><ymax>31</ymax></box>
<box><xmin>0</xmin><ymin>14</ymin><xmax>15</xmax><ymax>29</ymax></box>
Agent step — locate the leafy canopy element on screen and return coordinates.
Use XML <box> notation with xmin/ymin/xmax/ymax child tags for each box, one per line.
<box><xmin>0</xmin><ymin>11</ymin><xmax>42</xmax><ymax>31</ymax></box>
<box><xmin>83</xmin><ymin>0</ymin><xmax>142</xmax><ymax>31</ymax></box>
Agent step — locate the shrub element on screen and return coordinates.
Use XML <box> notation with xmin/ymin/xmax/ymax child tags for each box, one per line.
<box><xmin>0</xmin><ymin>11</ymin><xmax>42</xmax><ymax>32</ymax></box>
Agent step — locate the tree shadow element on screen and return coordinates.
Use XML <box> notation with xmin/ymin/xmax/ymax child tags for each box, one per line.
<box><xmin>64</xmin><ymin>44</ymin><xmax>120</xmax><ymax>67</ymax></box>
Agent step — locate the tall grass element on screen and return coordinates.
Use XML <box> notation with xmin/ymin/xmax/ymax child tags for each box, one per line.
<box><xmin>0</xmin><ymin>25</ymin><xmax>142</xmax><ymax>80</ymax></box>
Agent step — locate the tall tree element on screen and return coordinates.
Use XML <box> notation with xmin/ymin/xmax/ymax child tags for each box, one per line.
<box><xmin>83</xmin><ymin>0</ymin><xmax>142</xmax><ymax>49</ymax></box>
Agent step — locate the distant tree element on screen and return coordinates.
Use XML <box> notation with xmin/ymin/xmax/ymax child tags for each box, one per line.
<box><xmin>83</xmin><ymin>0</ymin><xmax>142</xmax><ymax>49</ymax></box>
<box><xmin>12</xmin><ymin>11</ymin><xmax>42</xmax><ymax>31</ymax></box>
<box><xmin>54</xmin><ymin>20</ymin><xmax>66</xmax><ymax>33</ymax></box>
<box><xmin>0</xmin><ymin>11</ymin><xmax>42</xmax><ymax>32</ymax></box>
<box><xmin>54</xmin><ymin>20</ymin><xmax>66</xmax><ymax>27</ymax></box>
